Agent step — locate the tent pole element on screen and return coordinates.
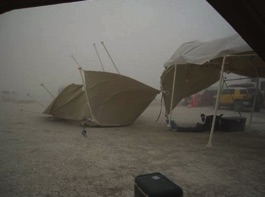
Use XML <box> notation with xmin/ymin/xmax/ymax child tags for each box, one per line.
<box><xmin>93</xmin><ymin>43</ymin><xmax>105</xmax><ymax>71</ymax></box>
<box><xmin>168</xmin><ymin>64</ymin><xmax>177</xmax><ymax>126</ymax></box>
<box><xmin>26</xmin><ymin>93</ymin><xmax>45</xmax><ymax>107</ymax></box>
<box><xmin>248</xmin><ymin>78</ymin><xmax>259</xmax><ymax>128</ymax></box>
<box><xmin>101</xmin><ymin>41</ymin><xmax>120</xmax><ymax>74</ymax></box>
<box><xmin>71</xmin><ymin>55</ymin><xmax>96</xmax><ymax>121</ymax></box>
<box><xmin>40</xmin><ymin>83</ymin><xmax>55</xmax><ymax>99</ymax></box>
<box><xmin>207</xmin><ymin>56</ymin><xmax>226</xmax><ymax>147</ymax></box>
<box><xmin>71</xmin><ymin>55</ymin><xmax>86</xmax><ymax>84</ymax></box>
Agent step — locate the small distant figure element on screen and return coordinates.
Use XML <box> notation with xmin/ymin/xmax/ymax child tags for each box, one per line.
<box><xmin>81</xmin><ymin>128</ymin><xmax>87</xmax><ymax>137</ymax></box>
<box><xmin>81</xmin><ymin>116</ymin><xmax>91</xmax><ymax>137</ymax></box>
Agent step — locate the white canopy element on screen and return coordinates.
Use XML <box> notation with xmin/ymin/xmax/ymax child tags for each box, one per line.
<box><xmin>164</xmin><ymin>34</ymin><xmax>252</xmax><ymax>67</ymax></box>
<box><xmin>162</xmin><ymin>34</ymin><xmax>265</xmax><ymax>114</ymax></box>
<box><xmin>161</xmin><ymin>34</ymin><xmax>265</xmax><ymax>146</ymax></box>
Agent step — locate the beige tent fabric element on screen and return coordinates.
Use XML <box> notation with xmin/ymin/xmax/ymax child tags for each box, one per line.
<box><xmin>43</xmin><ymin>84</ymin><xmax>91</xmax><ymax>121</ymax></box>
<box><xmin>161</xmin><ymin>64</ymin><xmax>220</xmax><ymax>113</ymax></box>
<box><xmin>44</xmin><ymin>71</ymin><xmax>159</xmax><ymax>126</ymax></box>
<box><xmin>84</xmin><ymin>71</ymin><xmax>160</xmax><ymax>126</ymax></box>
<box><xmin>223</xmin><ymin>54</ymin><xmax>265</xmax><ymax>77</ymax></box>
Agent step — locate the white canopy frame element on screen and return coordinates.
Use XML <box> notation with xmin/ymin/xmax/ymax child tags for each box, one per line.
<box><xmin>164</xmin><ymin>53</ymin><xmax>263</xmax><ymax>147</ymax></box>
<box><xmin>168</xmin><ymin>64</ymin><xmax>177</xmax><ymax>126</ymax></box>
<box><xmin>207</xmin><ymin>56</ymin><xmax>226</xmax><ymax>147</ymax></box>
<box><xmin>162</xmin><ymin>34</ymin><xmax>265</xmax><ymax>146</ymax></box>
<box><xmin>207</xmin><ymin>54</ymin><xmax>261</xmax><ymax>146</ymax></box>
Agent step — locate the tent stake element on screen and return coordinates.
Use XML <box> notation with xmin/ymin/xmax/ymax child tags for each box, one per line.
<box><xmin>40</xmin><ymin>83</ymin><xmax>55</xmax><ymax>98</ymax></box>
<box><xmin>101</xmin><ymin>41</ymin><xmax>120</xmax><ymax>74</ymax></box>
<box><xmin>93</xmin><ymin>43</ymin><xmax>105</xmax><ymax>71</ymax></box>
<box><xmin>207</xmin><ymin>56</ymin><xmax>226</xmax><ymax>147</ymax></box>
<box><xmin>168</xmin><ymin>64</ymin><xmax>177</xmax><ymax>126</ymax></box>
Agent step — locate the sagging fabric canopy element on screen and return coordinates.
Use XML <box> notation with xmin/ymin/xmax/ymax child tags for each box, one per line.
<box><xmin>161</xmin><ymin>34</ymin><xmax>265</xmax><ymax>114</ymax></box>
<box><xmin>44</xmin><ymin>70</ymin><xmax>159</xmax><ymax>126</ymax></box>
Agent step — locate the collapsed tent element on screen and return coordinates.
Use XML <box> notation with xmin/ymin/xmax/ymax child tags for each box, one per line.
<box><xmin>161</xmin><ymin>34</ymin><xmax>265</xmax><ymax>114</ymax></box>
<box><xmin>44</xmin><ymin>70</ymin><xmax>159</xmax><ymax>126</ymax></box>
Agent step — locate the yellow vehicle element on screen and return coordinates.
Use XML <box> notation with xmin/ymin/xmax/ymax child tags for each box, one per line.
<box><xmin>219</xmin><ymin>88</ymin><xmax>251</xmax><ymax>111</ymax></box>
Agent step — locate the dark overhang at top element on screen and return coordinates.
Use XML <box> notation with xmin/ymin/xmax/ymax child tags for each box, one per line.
<box><xmin>0</xmin><ymin>0</ymin><xmax>84</xmax><ymax>14</ymax></box>
<box><xmin>206</xmin><ymin>0</ymin><xmax>265</xmax><ymax>61</ymax></box>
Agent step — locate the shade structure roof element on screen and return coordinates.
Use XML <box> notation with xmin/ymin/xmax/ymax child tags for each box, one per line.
<box><xmin>161</xmin><ymin>34</ymin><xmax>265</xmax><ymax>113</ymax></box>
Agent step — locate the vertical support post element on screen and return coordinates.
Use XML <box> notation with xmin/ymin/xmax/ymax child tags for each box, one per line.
<box><xmin>248</xmin><ymin>78</ymin><xmax>259</xmax><ymax>128</ymax></box>
<box><xmin>207</xmin><ymin>56</ymin><xmax>226</xmax><ymax>147</ymax></box>
<box><xmin>93</xmin><ymin>43</ymin><xmax>105</xmax><ymax>71</ymax></box>
<box><xmin>71</xmin><ymin>55</ymin><xmax>95</xmax><ymax>121</ymax></box>
<box><xmin>168</xmin><ymin>64</ymin><xmax>177</xmax><ymax>126</ymax></box>
<box><xmin>101</xmin><ymin>41</ymin><xmax>120</xmax><ymax>74</ymax></box>
<box><xmin>40</xmin><ymin>83</ymin><xmax>55</xmax><ymax>98</ymax></box>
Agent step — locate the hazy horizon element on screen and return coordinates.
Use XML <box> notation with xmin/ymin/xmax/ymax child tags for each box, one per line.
<box><xmin>0</xmin><ymin>0</ymin><xmax>237</xmax><ymax>102</ymax></box>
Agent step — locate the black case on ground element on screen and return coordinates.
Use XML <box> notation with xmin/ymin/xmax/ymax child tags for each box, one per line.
<box><xmin>221</xmin><ymin>116</ymin><xmax>246</xmax><ymax>131</ymax></box>
<box><xmin>134</xmin><ymin>172</ymin><xmax>183</xmax><ymax>197</ymax></box>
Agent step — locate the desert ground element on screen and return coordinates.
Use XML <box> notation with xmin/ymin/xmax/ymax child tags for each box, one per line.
<box><xmin>1</xmin><ymin>100</ymin><xmax>265</xmax><ymax>197</ymax></box>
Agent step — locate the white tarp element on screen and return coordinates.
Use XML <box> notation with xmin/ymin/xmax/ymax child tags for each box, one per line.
<box><xmin>164</xmin><ymin>34</ymin><xmax>252</xmax><ymax>67</ymax></box>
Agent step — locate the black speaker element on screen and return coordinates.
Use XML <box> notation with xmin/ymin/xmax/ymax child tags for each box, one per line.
<box><xmin>134</xmin><ymin>172</ymin><xmax>183</xmax><ymax>197</ymax></box>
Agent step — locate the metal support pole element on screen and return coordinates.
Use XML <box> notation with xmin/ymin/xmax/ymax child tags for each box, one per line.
<box><xmin>71</xmin><ymin>55</ymin><xmax>96</xmax><ymax>122</ymax></box>
<box><xmin>71</xmin><ymin>55</ymin><xmax>86</xmax><ymax>84</ymax></box>
<box><xmin>101</xmin><ymin>41</ymin><xmax>120</xmax><ymax>74</ymax></box>
<box><xmin>40</xmin><ymin>83</ymin><xmax>55</xmax><ymax>98</ymax></box>
<box><xmin>168</xmin><ymin>64</ymin><xmax>177</xmax><ymax>126</ymax></box>
<box><xmin>248</xmin><ymin>78</ymin><xmax>260</xmax><ymax>128</ymax></box>
<box><xmin>93</xmin><ymin>43</ymin><xmax>105</xmax><ymax>71</ymax></box>
<box><xmin>207</xmin><ymin>56</ymin><xmax>226</xmax><ymax>147</ymax></box>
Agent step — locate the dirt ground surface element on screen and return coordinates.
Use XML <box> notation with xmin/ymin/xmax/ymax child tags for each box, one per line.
<box><xmin>1</xmin><ymin>100</ymin><xmax>265</xmax><ymax>197</ymax></box>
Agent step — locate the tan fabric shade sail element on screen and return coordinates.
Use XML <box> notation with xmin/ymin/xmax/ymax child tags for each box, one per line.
<box><xmin>44</xmin><ymin>71</ymin><xmax>159</xmax><ymax>126</ymax></box>
<box><xmin>43</xmin><ymin>84</ymin><xmax>91</xmax><ymax>121</ymax></box>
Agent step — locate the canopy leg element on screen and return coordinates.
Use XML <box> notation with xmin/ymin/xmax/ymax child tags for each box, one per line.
<box><xmin>248</xmin><ymin>78</ymin><xmax>259</xmax><ymax>129</ymax></box>
<box><xmin>168</xmin><ymin>64</ymin><xmax>177</xmax><ymax>127</ymax></box>
<box><xmin>207</xmin><ymin>56</ymin><xmax>226</xmax><ymax>147</ymax></box>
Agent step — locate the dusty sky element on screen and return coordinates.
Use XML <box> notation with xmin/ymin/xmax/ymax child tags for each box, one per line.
<box><xmin>0</xmin><ymin>0</ymin><xmax>236</xmax><ymax>101</ymax></box>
